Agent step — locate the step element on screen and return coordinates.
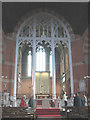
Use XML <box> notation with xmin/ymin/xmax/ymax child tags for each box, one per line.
<box><xmin>36</xmin><ymin>114</ymin><xmax>61</xmax><ymax>118</ymax></box>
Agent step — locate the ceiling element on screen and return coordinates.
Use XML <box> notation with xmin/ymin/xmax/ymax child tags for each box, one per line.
<box><xmin>2</xmin><ymin>2</ymin><xmax>88</xmax><ymax>35</ymax></box>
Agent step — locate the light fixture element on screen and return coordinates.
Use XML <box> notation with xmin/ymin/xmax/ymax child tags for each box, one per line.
<box><xmin>5</xmin><ymin>76</ymin><xmax>7</xmax><ymax>78</ymax></box>
<box><xmin>1</xmin><ymin>76</ymin><xmax>4</xmax><ymax>78</ymax></box>
<box><xmin>84</xmin><ymin>76</ymin><xmax>90</xmax><ymax>79</ymax></box>
<box><xmin>0</xmin><ymin>75</ymin><xmax>7</xmax><ymax>79</ymax></box>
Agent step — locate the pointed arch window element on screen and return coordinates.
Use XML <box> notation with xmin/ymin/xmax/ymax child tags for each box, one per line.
<box><xmin>36</xmin><ymin>46</ymin><xmax>46</xmax><ymax>71</ymax></box>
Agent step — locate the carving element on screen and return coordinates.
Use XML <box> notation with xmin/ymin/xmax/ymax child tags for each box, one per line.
<box><xmin>18</xmin><ymin>13</ymin><xmax>69</xmax><ymax>48</ymax></box>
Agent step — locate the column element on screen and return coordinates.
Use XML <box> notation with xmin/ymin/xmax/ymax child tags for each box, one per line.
<box><xmin>32</xmin><ymin>19</ymin><xmax>36</xmax><ymax>99</ymax></box>
<box><xmin>32</xmin><ymin>41</ymin><xmax>36</xmax><ymax>99</ymax></box>
<box><xmin>68</xmin><ymin>40</ymin><xmax>74</xmax><ymax>96</ymax></box>
<box><xmin>63</xmin><ymin>46</ymin><xmax>66</xmax><ymax>82</ymax></box>
<box><xmin>52</xmin><ymin>44</ymin><xmax>56</xmax><ymax>99</ymax></box>
<box><xmin>51</xmin><ymin>20</ymin><xmax>56</xmax><ymax>99</ymax></box>
<box><xmin>13</xmin><ymin>35</ymin><xmax>19</xmax><ymax>107</ymax></box>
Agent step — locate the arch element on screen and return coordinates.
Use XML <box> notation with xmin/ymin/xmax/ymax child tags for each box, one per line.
<box><xmin>14</xmin><ymin>9</ymin><xmax>74</xmax><ymax>38</ymax></box>
<box><xmin>13</xmin><ymin>10</ymin><xmax>74</xmax><ymax>106</ymax></box>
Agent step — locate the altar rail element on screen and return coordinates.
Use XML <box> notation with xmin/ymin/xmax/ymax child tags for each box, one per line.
<box><xmin>0</xmin><ymin>93</ymin><xmax>90</xmax><ymax>108</ymax></box>
<box><xmin>34</xmin><ymin>98</ymin><xmax>74</xmax><ymax>108</ymax></box>
<box><xmin>15</xmin><ymin>98</ymin><xmax>74</xmax><ymax>108</ymax></box>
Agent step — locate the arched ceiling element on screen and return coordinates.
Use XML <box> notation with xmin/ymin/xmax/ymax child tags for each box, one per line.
<box><xmin>2</xmin><ymin>2</ymin><xmax>88</xmax><ymax>35</ymax></box>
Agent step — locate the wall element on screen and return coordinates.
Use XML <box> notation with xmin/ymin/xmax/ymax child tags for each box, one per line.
<box><xmin>0</xmin><ymin>29</ymin><xmax>2</xmax><ymax>92</ymax></box>
<box><xmin>2</xmin><ymin>32</ymin><xmax>16</xmax><ymax>96</ymax></box>
<box><xmin>71</xmin><ymin>29</ymin><xmax>88</xmax><ymax>95</ymax></box>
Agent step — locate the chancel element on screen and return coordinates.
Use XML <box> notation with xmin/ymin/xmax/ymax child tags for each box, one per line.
<box><xmin>15</xmin><ymin>12</ymin><xmax>74</xmax><ymax>100</ymax></box>
<box><xmin>1</xmin><ymin>2</ymin><xmax>89</xmax><ymax>119</ymax></box>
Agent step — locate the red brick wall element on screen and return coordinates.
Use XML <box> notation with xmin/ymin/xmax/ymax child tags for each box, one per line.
<box><xmin>71</xmin><ymin>35</ymin><xmax>83</xmax><ymax>63</ymax></box>
<box><xmin>19</xmin><ymin>78</ymin><xmax>32</xmax><ymax>97</ymax></box>
<box><xmin>71</xmin><ymin>29</ymin><xmax>88</xmax><ymax>95</ymax></box>
<box><xmin>2</xmin><ymin>33</ymin><xmax>16</xmax><ymax>96</ymax></box>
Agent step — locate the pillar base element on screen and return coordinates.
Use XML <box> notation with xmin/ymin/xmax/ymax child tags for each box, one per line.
<box><xmin>52</xmin><ymin>94</ymin><xmax>56</xmax><ymax>99</ymax></box>
<box><xmin>13</xmin><ymin>96</ymin><xmax>17</xmax><ymax>107</ymax></box>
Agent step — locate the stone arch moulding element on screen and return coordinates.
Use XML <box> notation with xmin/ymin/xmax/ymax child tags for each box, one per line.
<box><xmin>13</xmin><ymin>9</ymin><xmax>74</xmax><ymax>106</ymax></box>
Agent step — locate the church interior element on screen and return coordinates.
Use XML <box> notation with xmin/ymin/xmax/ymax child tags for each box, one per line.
<box><xmin>0</xmin><ymin>2</ymin><xmax>90</xmax><ymax>119</ymax></box>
